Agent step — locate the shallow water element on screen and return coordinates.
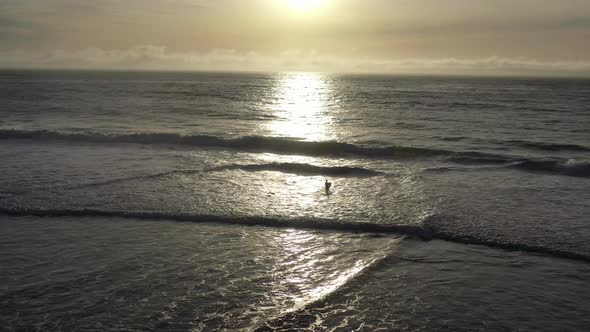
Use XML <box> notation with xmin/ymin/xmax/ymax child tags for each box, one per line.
<box><xmin>1</xmin><ymin>216</ymin><xmax>401</xmax><ymax>331</ymax></box>
<box><xmin>2</xmin><ymin>217</ymin><xmax>589</xmax><ymax>331</ymax></box>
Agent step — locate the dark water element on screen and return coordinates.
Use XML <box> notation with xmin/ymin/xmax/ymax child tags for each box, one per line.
<box><xmin>0</xmin><ymin>70</ymin><xmax>589</xmax><ymax>331</ymax></box>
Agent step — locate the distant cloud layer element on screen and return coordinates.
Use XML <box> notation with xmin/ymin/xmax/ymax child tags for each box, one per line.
<box><xmin>1</xmin><ymin>1</ymin><xmax>589</xmax><ymax>75</ymax></box>
<box><xmin>1</xmin><ymin>46</ymin><xmax>589</xmax><ymax>77</ymax></box>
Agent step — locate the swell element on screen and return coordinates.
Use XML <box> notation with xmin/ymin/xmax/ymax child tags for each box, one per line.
<box><xmin>1</xmin><ymin>208</ymin><xmax>589</xmax><ymax>263</ymax></box>
<box><xmin>505</xmin><ymin>140</ymin><xmax>590</xmax><ymax>152</ymax></box>
<box><xmin>0</xmin><ymin>129</ymin><xmax>470</xmax><ymax>159</ymax></box>
<box><xmin>423</xmin><ymin>159</ymin><xmax>590</xmax><ymax>178</ymax></box>
<box><xmin>0</xmin><ymin>208</ymin><xmax>428</xmax><ymax>237</ymax></box>
<box><xmin>3</xmin><ymin>129</ymin><xmax>587</xmax><ymax>178</ymax></box>
<box><xmin>208</xmin><ymin>163</ymin><xmax>383</xmax><ymax>177</ymax></box>
<box><xmin>62</xmin><ymin>170</ymin><xmax>198</xmax><ymax>190</ymax></box>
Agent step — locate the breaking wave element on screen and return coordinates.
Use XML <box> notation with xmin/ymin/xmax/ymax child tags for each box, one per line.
<box><xmin>1</xmin><ymin>208</ymin><xmax>589</xmax><ymax>263</ymax></box>
<box><xmin>511</xmin><ymin>159</ymin><xmax>590</xmax><ymax>178</ymax></box>
<box><xmin>423</xmin><ymin>159</ymin><xmax>590</xmax><ymax>178</ymax></box>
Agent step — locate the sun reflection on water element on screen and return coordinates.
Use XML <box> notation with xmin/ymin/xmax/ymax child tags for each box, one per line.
<box><xmin>264</xmin><ymin>229</ymin><xmax>399</xmax><ymax>316</ymax></box>
<box><xmin>256</xmin><ymin>73</ymin><xmax>379</xmax><ymax>313</ymax></box>
<box><xmin>266</xmin><ymin>72</ymin><xmax>335</xmax><ymax>141</ymax></box>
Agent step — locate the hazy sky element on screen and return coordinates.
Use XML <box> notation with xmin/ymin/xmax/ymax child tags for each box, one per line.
<box><xmin>1</xmin><ymin>0</ymin><xmax>590</xmax><ymax>75</ymax></box>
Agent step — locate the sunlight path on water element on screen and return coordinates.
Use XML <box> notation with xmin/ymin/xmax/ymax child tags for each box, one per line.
<box><xmin>265</xmin><ymin>72</ymin><xmax>336</xmax><ymax>141</ymax></box>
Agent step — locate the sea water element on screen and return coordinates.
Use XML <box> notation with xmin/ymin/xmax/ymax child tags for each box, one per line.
<box><xmin>0</xmin><ymin>70</ymin><xmax>589</xmax><ymax>331</ymax></box>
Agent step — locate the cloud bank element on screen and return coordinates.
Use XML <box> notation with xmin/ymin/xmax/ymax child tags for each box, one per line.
<box><xmin>1</xmin><ymin>46</ymin><xmax>589</xmax><ymax>77</ymax></box>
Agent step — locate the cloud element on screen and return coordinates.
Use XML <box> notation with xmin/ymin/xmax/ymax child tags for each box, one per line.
<box><xmin>1</xmin><ymin>45</ymin><xmax>589</xmax><ymax>77</ymax></box>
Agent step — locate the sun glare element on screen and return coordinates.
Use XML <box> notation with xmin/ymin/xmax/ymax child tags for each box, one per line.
<box><xmin>285</xmin><ymin>0</ymin><xmax>324</xmax><ymax>11</ymax></box>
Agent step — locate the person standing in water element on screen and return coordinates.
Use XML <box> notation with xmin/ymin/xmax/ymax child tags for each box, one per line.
<box><xmin>325</xmin><ymin>179</ymin><xmax>332</xmax><ymax>194</ymax></box>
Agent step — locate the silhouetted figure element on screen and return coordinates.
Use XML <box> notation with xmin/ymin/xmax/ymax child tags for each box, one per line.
<box><xmin>325</xmin><ymin>179</ymin><xmax>332</xmax><ymax>194</ymax></box>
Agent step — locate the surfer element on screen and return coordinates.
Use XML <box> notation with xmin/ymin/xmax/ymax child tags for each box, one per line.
<box><xmin>325</xmin><ymin>179</ymin><xmax>332</xmax><ymax>194</ymax></box>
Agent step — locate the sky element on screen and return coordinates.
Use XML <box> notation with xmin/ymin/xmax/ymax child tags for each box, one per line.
<box><xmin>1</xmin><ymin>0</ymin><xmax>590</xmax><ymax>76</ymax></box>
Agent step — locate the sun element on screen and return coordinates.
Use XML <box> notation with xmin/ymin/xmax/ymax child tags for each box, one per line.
<box><xmin>285</xmin><ymin>0</ymin><xmax>324</xmax><ymax>11</ymax></box>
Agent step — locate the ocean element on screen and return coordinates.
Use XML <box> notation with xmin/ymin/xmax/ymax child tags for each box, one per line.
<box><xmin>1</xmin><ymin>70</ymin><xmax>589</xmax><ymax>331</ymax></box>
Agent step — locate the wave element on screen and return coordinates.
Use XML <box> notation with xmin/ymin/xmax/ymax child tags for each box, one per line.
<box><xmin>506</xmin><ymin>140</ymin><xmax>590</xmax><ymax>152</ymax></box>
<box><xmin>0</xmin><ymin>207</ymin><xmax>429</xmax><ymax>236</ymax></box>
<box><xmin>2</xmin><ymin>129</ymin><xmax>587</xmax><ymax>178</ymax></box>
<box><xmin>514</xmin><ymin>106</ymin><xmax>566</xmax><ymax>114</ymax></box>
<box><xmin>435</xmin><ymin>158</ymin><xmax>590</xmax><ymax>178</ymax></box>
<box><xmin>420</xmin><ymin>166</ymin><xmax>469</xmax><ymax>173</ymax></box>
<box><xmin>0</xmin><ymin>129</ymin><xmax>471</xmax><ymax>159</ymax></box>
<box><xmin>1</xmin><ymin>208</ymin><xmax>589</xmax><ymax>263</ymax></box>
<box><xmin>208</xmin><ymin>163</ymin><xmax>383</xmax><ymax>177</ymax></box>
<box><xmin>0</xmin><ymin>128</ymin><xmax>519</xmax><ymax>165</ymax></box>
<box><xmin>67</xmin><ymin>163</ymin><xmax>382</xmax><ymax>190</ymax></box>
<box><xmin>63</xmin><ymin>170</ymin><xmax>197</xmax><ymax>190</ymax></box>
<box><xmin>438</xmin><ymin>136</ymin><xmax>469</xmax><ymax>142</ymax></box>
<box><xmin>511</xmin><ymin>159</ymin><xmax>590</xmax><ymax>178</ymax></box>
<box><xmin>446</xmin><ymin>154</ymin><xmax>511</xmax><ymax>165</ymax></box>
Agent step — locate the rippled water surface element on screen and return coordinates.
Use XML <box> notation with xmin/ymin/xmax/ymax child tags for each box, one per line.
<box><xmin>0</xmin><ymin>70</ymin><xmax>589</xmax><ymax>330</ymax></box>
